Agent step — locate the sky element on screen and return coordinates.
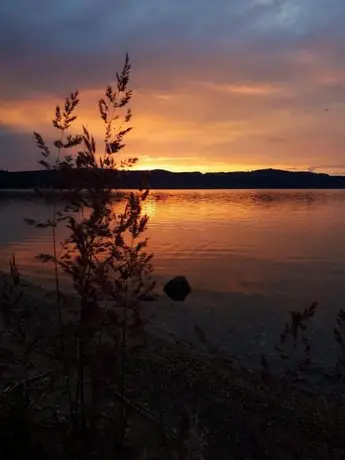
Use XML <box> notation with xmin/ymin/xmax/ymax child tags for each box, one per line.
<box><xmin>1</xmin><ymin>0</ymin><xmax>345</xmax><ymax>173</ymax></box>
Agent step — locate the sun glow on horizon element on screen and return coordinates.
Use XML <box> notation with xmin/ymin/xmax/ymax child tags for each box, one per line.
<box><xmin>1</xmin><ymin>77</ymin><xmax>345</xmax><ymax>176</ymax></box>
<box><xmin>131</xmin><ymin>159</ymin><xmax>317</xmax><ymax>174</ymax></box>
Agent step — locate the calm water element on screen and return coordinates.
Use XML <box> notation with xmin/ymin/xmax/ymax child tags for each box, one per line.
<box><xmin>2</xmin><ymin>189</ymin><xmax>345</xmax><ymax>372</ymax></box>
<box><xmin>1</xmin><ymin>189</ymin><xmax>345</xmax><ymax>301</ymax></box>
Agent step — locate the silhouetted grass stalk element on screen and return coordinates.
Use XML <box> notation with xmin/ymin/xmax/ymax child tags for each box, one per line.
<box><xmin>27</xmin><ymin>54</ymin><xmax>161</xmax><ymax>455</ymax></box>
<box><xmin>52</xmin><ymin>129</ymin><xmax>65</xmax><ymax>332</ymax></box>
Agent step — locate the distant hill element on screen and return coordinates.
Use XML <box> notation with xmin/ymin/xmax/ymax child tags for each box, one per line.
<box><xmin>1</xmin><ymin>168</ymin><xmax>345</xmax><ymax>189</ymax></box>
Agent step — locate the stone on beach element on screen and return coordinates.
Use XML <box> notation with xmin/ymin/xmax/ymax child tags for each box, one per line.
<box><xmin>163</xmin><ymin>276</ymin><xmax>191</xmax><ymax>301</ymax></box>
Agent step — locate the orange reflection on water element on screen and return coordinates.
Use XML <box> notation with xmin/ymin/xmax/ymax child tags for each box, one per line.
<box><xmin>2</xmin><ymin>190</ymin><xmax>345</xmax><ymax>298</ymax></box>
<box><xmin>138</xmin><ymin>190</ymin><xmax>345</xmax><ymax>297</ymax></box>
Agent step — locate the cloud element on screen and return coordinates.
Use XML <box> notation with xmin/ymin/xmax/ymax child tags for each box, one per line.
<box><xmin>1</xmin><ymin>0</ymin><xmax>345</xmax><ymax>172</ymax></box>
<box><xmin>204</xmin><ymin>82</ymin><xmax>284</xmax><ymax>96</ymax></box>
<box><xmin>0</xmin><ymin>128</ymin><xmax>38</xmax><ymax>170</ymax></box>
<box><xmin>308</xmin><ymin>164</ymin><xmax>345</xmax><ymax>174</ymax></box>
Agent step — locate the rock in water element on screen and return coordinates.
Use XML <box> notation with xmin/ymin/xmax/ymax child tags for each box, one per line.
<box><xmin>163</xmin><ymin>276</ymin><xmax>191</xmax><ymax>301</ymax></box>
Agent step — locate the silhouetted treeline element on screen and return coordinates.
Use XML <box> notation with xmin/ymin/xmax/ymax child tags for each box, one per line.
<box><xmin>2</xmin><ymin>168</ymin><xmax>345</xmax><ymax>189</ymax></box>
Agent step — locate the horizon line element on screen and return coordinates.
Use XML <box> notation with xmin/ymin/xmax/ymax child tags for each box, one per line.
<box><xmin>1</xmin><ymin>167</ymin><xmax>344</xmax><ymax>177</ymax></box>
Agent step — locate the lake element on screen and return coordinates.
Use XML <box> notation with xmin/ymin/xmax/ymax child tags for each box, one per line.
<box><xmin>2</xmin><ymin>189</ymin><xmax>345</xmax><ymax>297</ymax></box>
<box><xmin>1</xmin><ymin>189</ymin><xmax>345</xmax><ymax>374</ymax></box>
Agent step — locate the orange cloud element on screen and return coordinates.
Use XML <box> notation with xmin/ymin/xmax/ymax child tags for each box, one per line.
<box><xmin>0</xmin><ymin>98</ymin><xmax>55</xmax><ymax>132</ymax></box>
<box><xmin>205</xmin><ymin>82</ymin><xmax>283</xmax><ymax>96</ymax></box>
<box><xmin>316</xmin><ymin>70</ymin><xmax>345</xmax><ymax>86</ymax></box>
<box><xmin>1</xmin><ymin>71</ymin><xmax>345</xmax><ymax>175</ymax></box>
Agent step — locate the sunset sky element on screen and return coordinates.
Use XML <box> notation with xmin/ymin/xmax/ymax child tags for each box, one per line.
<box><xmin>1</xmin><ymin>0</ymin><xmax>345</xmax><ymax>173</ymax></box>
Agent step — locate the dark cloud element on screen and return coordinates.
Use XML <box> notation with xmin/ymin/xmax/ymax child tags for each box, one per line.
<box><xmin>2</xmin><ymin>0</ymin><xmax>345</xmax><ymax>96</ymax></box>
<box><xmin>0</xmin><ymin>128</ymin><xmax>38</xmax><ymax>171</ymax></box>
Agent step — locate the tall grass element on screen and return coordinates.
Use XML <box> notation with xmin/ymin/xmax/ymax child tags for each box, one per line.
<box><xmin>0</xmin><ymin>54</ymin><xmax>168</xmax><ymax>459</ymax></box>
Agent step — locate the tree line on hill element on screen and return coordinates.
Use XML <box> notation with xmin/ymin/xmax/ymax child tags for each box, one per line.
<box><xmin>1</xmin><ymin>168</ymin><xmax>345</xmax><ymax>189</ymax></box>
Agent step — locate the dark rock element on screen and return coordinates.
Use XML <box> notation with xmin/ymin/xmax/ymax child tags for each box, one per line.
<box><xmin>163</xmin><ymin>276</ymin><xmax>191</xmax><ymax>301</ymax></box>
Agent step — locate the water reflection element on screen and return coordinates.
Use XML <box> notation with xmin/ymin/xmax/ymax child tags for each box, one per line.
<box><xmin>1</xmin><ymin>190</ymin><xmax>345</xmax><ymax>300</ymax></box>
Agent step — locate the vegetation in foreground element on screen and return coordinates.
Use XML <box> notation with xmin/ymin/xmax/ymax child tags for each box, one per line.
<box><xmin>2</xmin><ymin>55</ymin><xmax>345</xmax><ymax>459</ymax></box>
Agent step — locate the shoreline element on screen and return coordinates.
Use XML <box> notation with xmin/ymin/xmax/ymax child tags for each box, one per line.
<box><xmin>2</xmin><ymin>275</ymin><xmax>343</xmax><ymax>391</ymax></box>
<box><xmin>1</xmin><ymin>273</ymin><xmax>344</xmax><ymax>395</ymax></box>
<box><xmin>2</xmin><ymin>277</ymin><xmax>345</xmax><ymax>457</ymax></box>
